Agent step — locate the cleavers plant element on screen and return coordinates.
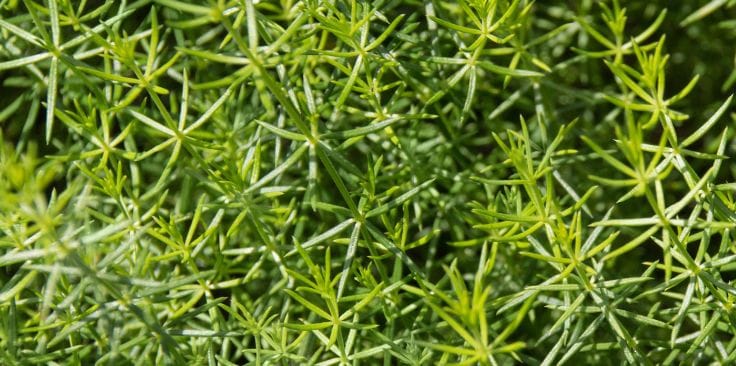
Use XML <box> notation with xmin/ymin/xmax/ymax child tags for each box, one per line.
<box><xmin>1</xmin><ymin>0</ymin><xmax>736</xmax><ymax>364</ymax></box>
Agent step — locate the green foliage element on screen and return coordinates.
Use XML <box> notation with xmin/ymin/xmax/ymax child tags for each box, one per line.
<box><xmin>1</xmin><ymin>0</ymin><xmax>735</xmax><ymax>364</ymax></box>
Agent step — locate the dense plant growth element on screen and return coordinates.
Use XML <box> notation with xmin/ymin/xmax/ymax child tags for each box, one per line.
<box><xmin>1</xmin><ymin>0</ymin><xmax>736</xmax><ymax>364</ymax></box>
